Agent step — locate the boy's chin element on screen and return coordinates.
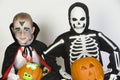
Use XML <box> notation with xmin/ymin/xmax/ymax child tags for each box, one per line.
<box><xmin>18</xmin><ymin>42</ymin><xmax>27</xmax><ymax>46</ymax></box>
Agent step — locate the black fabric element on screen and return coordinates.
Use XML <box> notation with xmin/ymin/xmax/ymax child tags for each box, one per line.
<box><xmin>1</xmin><ymin>40</ymin><xmax>48</xmax><ymax>79</ymax></box>
<box><xmin>46</xmin><ymin>29</ymin><xmax>120</xmax><ymax>76</ymax></box>
<box><xmin>104</xmin><ymin>73</ymin><xmax>120</xmax><ymax>80</ymax></box>
<box><xmin>1</xmin><ymin>42</ymin><xmax>19</xmax><ymax>76</ymax></box>
<box><xmin>42</xmin><ymin>71</ymin><xmax>62</xmax><ymax>80</ymax></box>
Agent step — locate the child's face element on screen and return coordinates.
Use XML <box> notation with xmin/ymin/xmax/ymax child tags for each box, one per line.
<box><xmin>70</xmin><ymin>7</ymin><xmax>87</xmax><ymax>34</ymax></box>
<box><xmin>13</xmin><ymin>19</ymin><xmax>35</xmax><ymax>45</ymax></box>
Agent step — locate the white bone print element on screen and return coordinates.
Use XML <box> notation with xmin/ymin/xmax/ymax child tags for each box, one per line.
<box><xmin>69</xmin><ymin>34</ymin><xmax>99</xmax><ymax>64</ymax></box>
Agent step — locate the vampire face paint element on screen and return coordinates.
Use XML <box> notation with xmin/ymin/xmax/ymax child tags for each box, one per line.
<box><xmin>13</xmin><ymin>20</ymin><xmax>35</xmax><ymax>46</ymax></box>
<box><xmin>70</xmin><ymin>7</ymin><xmax>87</xmax><ymax>34</ymax></box>
<box><xmin>19</xmin><ymin>21</ymin><xmax>25</xmax><ymax>26</ymax></box>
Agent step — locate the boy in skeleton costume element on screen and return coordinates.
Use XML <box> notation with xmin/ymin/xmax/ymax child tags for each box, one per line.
<box><xmin>44</xmin><ymin>2</ymin><xmax>120</xmax><ymax>80</ymax></box>
<box><xmin>0</xmin><ymin>12</ymin><xmax>59</xmax><ymax>80</ymax></box>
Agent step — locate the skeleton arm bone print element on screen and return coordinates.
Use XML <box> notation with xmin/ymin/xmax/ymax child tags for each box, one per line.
<box><xmin>43</xmin><ymin>39</ymin><xmax>73</xmax><ymax>79</ymax></box>
<box><xmin>98</xmin><ymin>32</ymin><xmax>120</xmax><ymax>80</ymax></box>
<box><xmin>98</xmin><ymin>32</ymin><xmax>120</xmax><ymax>72</ymax></box>
<box><xmin>44</xmin><ymin>39</ymin><xmax>64</xmax><ymax>55</ymax></box>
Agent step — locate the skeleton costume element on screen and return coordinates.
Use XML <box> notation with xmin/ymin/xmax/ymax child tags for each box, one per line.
<box><xmin>45</xmin><ymin>2</ymin><xmax>120</xmax><ymax>80</ymax></box>
<box><xmin>1</xmin><ymin>22</ymin><xmax>59</xmax><ymax>80</ymax></box>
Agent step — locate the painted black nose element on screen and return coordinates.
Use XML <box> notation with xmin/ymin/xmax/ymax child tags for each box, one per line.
<box><xmin>78</xmin><ymin>22</ymin><xmax>80</xmax><ymax>25</ymax></box>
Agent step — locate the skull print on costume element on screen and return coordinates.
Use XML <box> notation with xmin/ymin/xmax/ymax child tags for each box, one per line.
<box><xmin>70</xmin><ymin>7</ymin><xmax>87</xmax><ymax>34</ymax></box>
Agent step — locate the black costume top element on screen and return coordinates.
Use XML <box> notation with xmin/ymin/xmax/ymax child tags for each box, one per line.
<box><xmin>46</xmin><ymin>29</ymin><xmax>120</xmax><ymax>75</ymax></box>
<box><xmin>45</xmin><ymin>2</ymin><xmax>120</xmax><ymax>80</ymax></box>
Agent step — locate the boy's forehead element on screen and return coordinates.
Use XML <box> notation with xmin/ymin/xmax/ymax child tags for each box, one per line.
<box><xmin>16</xmin><ymin>19</ymin><xmax>30</xmax><ymax>23</ymax></box>
<box><xmin>14</xmin><ymin>19</ymin><xmax>32</xmax><ymax>27</ymax></box>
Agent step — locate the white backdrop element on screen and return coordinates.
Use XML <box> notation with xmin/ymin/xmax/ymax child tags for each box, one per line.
<box><xmin>0</xmin><ymin>0</ymin><xmax>120</xmax><ymax>77</ymax></box>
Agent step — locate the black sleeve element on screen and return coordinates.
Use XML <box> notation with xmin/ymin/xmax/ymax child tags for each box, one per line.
<box><xmin>44</xmin><ymin>36</ymin><xmax>65</xmax><ymax>70</ymax></box>
<box><xmin>42</xmin><ymin>50</ymin><xmax>63</xmax><ymax>80</ymax></box>
<box><xmin>41</xmin><ymin>69</ymin><xmax>62</xmax><ymax>80</ymax></box>
<box><xmin>98</xmin><ymin>32</ymin><xmax>120</xmax><ymax>74</ymax></box>
<box><xmin>32</xmin><ymin>40</ymin><xmax>47</xmax><ymax>55</ymax></box>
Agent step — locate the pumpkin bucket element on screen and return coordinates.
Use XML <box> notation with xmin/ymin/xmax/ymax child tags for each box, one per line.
<box><xmin>17</xmin><ymin>62</ymin><xmax>43</xmax><ymax>80</ymax></box>
<box><xmin>71</xmin><ymin>57</ymin><xmax>104</xmax><ymax>80</ymax></box>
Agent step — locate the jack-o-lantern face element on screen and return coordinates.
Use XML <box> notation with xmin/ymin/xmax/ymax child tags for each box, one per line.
<box><xmin>17</xmin><ymin>62</ymin><xmax>43</xmax><ymax>80</ymax></box>
<box><xmin>71</xmin><ymin>57</ymin><xmax>104</xmax><ymax>80</ymax></box>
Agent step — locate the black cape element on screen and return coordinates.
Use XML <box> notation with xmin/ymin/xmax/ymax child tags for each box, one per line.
<box><xmin>1</xmin><ymin>22</ymin><xmax>52</xmax><ymax>80</ymax></box>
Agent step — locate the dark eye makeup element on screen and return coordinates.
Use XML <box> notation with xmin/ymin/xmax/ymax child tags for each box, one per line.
<box><xmin>72</xmin><ymin>18</ymin><xmax>77</xmax><ymax>21</ymax></box>
<box><xmin>80</xmin><ymin>17</ymin><xmax>85</xmax><ymax>21</ymax></box>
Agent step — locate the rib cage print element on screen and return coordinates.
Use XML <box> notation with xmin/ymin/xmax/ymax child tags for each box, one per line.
<box><xmin>69</xmin><ymin>34</ymin><xmax>99</xmax><ymax>64</ymax></box>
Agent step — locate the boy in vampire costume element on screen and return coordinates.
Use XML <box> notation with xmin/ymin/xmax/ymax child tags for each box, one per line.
<box><xmin>0</xmin><ymin>12</ymin><xmax>60</xmax><ymax>80</ymax></box>
<box><xmin>44</xmin><ymin>2</ymin><xmax>120</xmax><ymax>80</ymax></box>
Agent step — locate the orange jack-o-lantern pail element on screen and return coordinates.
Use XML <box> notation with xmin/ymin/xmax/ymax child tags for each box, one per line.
<box><xmin>71</xmin><ymin>57</ymin><xmax>104</xmax><ymax>80</ymax></box>
<box><xmin>17</xmin><ymin>62</ymin><xmax>43</xmax><ymax>80</ymax></box>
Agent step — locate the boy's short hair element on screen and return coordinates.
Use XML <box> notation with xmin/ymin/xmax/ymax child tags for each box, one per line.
<box><xmin>13</xmin><ymin>12</ymin><xmax>33</xmax><ymax>26</ymax></box>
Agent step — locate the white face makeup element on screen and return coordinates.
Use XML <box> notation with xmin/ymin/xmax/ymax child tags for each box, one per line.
<box><xmin>70</xmin><ymin>7</ymin><xmax>87</xmax><ymax>34</ymax></box>
<box><xmin>13</xmin><ymin>20</ymin><xmax>34</xmax><ymax>45</ymax></box>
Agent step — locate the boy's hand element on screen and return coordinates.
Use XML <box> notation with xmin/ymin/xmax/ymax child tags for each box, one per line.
<box><xmin>43</xmin><ymin>67</ymin><xmax>49</xmax><ymax>76</ymax></box>
<box><xmin>59</xmin><ymin>68</ymin><xmax>72</xmax><ymax>79</ymax></box>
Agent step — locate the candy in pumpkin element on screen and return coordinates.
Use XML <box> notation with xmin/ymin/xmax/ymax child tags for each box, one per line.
<box><xmin>17</xmin><ymin>62</ymin><xmax>43</xmax><ymax>80</ymax></box>
<box><xmin>71</xmin><ymin>57</ymin><xmax>104</xmax><ymax>80</ymax></box>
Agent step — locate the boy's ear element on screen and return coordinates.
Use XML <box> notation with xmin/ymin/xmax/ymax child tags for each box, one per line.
<box><xmin>11</xmin><ymin>27</ymin><xmax>15</xmax><ymax>34</ymax></box>
<box><xmin>32</xmin><ymin>26</ymin><xmax>35</xmax><ymax>34</ymax></box>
